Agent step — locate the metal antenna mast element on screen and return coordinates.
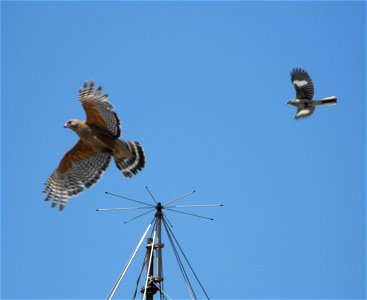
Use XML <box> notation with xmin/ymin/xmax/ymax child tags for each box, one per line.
<box><xmin>97</xmin><ymin>188</ymin><xmax>223</xmax><ymax>300</ymax></box>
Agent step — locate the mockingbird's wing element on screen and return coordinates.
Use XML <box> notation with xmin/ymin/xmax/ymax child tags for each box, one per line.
<box><xmin>291</xmin><ymin>68</ymin><xmax>314</xmax><ymax>100</ymax></box>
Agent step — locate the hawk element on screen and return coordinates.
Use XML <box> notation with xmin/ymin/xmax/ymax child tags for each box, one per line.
<box><xmin>44</xmin><ymin>81</ymin><xmax>145</xmax><ymax>211</ymax></box>
<box><xmin>287</xmin><ymin>68</ymin><xmax>337</xmax><ymax>120</ymax></box>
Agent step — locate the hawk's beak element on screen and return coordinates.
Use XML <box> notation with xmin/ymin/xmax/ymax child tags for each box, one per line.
<box><xmin>64</xmin><ymin>123</ymin><xmax>68</xmax><ymax>128</ymax></box>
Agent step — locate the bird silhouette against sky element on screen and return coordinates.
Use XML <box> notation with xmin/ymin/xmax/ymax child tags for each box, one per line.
<box><xmin>288</xmin><ymin>68</ymin><xmax>337</xmax><ymax>120</ymax></box>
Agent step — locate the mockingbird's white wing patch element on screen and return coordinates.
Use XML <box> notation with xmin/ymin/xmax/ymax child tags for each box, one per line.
<box><xmin>295</xmin><ymin>107</ymin><xmax>315</xmax><ymax>120</ymax></box>
<box><xmin>291</xmin><ymin>68</ymin><xmax>314</xmax><ymax>100</ymax></box>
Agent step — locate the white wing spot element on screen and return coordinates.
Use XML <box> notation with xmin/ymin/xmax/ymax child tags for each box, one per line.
<box><xmin>293</xmin><ymin>80</ymin><xmax>308</xmax><ymax>87</ymax></box>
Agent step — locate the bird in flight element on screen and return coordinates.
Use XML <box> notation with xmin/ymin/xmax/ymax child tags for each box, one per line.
<box><xmin>287</xmin><ymin>68</ymin><xmax>337</xmax><ymax>120</ymax></box>
<box><xmin>44</xmin><ymin>81</ymin><xmax>145</xmax><ymax>211</ymax></box>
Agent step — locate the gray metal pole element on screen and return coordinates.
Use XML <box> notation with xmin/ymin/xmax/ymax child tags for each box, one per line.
<box><xmin>141</xmin><ymin>203</ymin><xmax>165</xmax><ymax>300</ymax></box>
<box><xmin>155</xmin><ymin>207</ymin><xmax>164</xmax><ymax>283</ymax></box>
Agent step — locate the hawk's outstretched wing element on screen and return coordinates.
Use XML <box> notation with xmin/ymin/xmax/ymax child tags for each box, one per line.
<box><xmin>295</xmin><ymin>107</ymin><xmax>315</xmax><ymax>120</ymax></box>
<box><xmin>43</xmin><ymin>140</ymin><xmax>111</xmax><ymax>210</ymax></box>
<box><xmin>79</xmin><ymin>81</ymin><xmax>121</xmax><ymax>138</ymax></box>
<box><xmin>291</xmin><ymin>68</ymin><xmax>314</xmax><ymax>100</ymax></box>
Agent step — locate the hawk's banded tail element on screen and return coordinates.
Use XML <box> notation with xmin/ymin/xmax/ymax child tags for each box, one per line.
<box><xmin>114</xmin><ymin>141</ymin><xmax>145</xmax><ymax>178</ymax></box>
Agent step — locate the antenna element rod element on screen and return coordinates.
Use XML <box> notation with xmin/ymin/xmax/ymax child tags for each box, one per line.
<box><xmin>97</xmin><ymin>207</ymin><xmax>154</xmax><ymax>212</ymax></box>
<box><xmin>163</xmin><ymin>190</ymin><xmax>196</xmax><ymax>206</ymax></box>
<box><xmin>105</xmin><ymin>192</ymin><xmax>154</xmax><ymax>207</ymax></box>
<box><xmin>165</xmin><ymin>204</ymin><xmax>223</xmax><ymax>209</ymax></box>
<box><xmin>107</xmin><ymin>223</ymin><xmax>152</xmax><ymax>300</ymax></box>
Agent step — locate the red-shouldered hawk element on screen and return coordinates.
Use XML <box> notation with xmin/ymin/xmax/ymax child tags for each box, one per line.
<box><xmin>43</xmin><ymin>81</ymin><xmax>145</xmax><ymax>211</ymax></box>
<box><xmin>287</xmin><ymin>68</ymin><xmax>337</xmax><ymax>120</ymax></box>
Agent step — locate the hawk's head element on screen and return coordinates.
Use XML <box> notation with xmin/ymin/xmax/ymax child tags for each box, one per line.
<box><xmin>64</xmin><ymin>119</ymin><xmax>81</xmax><ymax>130</ymax></box>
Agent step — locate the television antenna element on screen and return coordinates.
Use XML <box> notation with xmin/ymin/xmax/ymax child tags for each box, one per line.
<box><xmin>97</xmin><ymin>187</ymin><xmax>223</xmax><ymax>300</ymax></box>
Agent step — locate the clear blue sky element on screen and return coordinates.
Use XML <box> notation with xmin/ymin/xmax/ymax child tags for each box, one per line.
<box><xmin>1</xmin><ymin>1</ymin><xmax>366</xmax><ymax>299</ymax></box>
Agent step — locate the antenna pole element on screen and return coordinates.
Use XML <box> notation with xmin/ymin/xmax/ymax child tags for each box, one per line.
<box><xmin>101</xmin><ymin>189</ymin><xmax>222</xmax><ymax>299</ymax></box>
<box><xmin>141</xmin><ymin>203</ymin><xmax>164</xmax><ymax>299</ymax></box>
<box><xmin>143</xmin><ymin>233</ymin><xmax>157</xmax><ymax>300</ymax></box>
<box><xmin>155</xmin><ymin>204</ymin><xmax>164</xmax><ymax>283</ymax></box>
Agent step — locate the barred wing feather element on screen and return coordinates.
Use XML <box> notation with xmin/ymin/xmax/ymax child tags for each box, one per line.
<box><xmin>79</xmin><ymin>81</ymin><xmax>121</xmax><ymax>138</ymax></box>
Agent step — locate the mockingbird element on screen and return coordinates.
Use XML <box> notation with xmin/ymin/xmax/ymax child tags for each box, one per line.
<box><xmin>287</xmin><ymin>68</ymin><xmax>337</xmax><ymax>120</ymax></box>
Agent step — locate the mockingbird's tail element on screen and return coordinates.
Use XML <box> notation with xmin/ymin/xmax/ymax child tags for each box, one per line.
<box><xmin>315</xmin><ymin>96</ymin><xmax>337</xmax><ymax>106</ymax></box>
